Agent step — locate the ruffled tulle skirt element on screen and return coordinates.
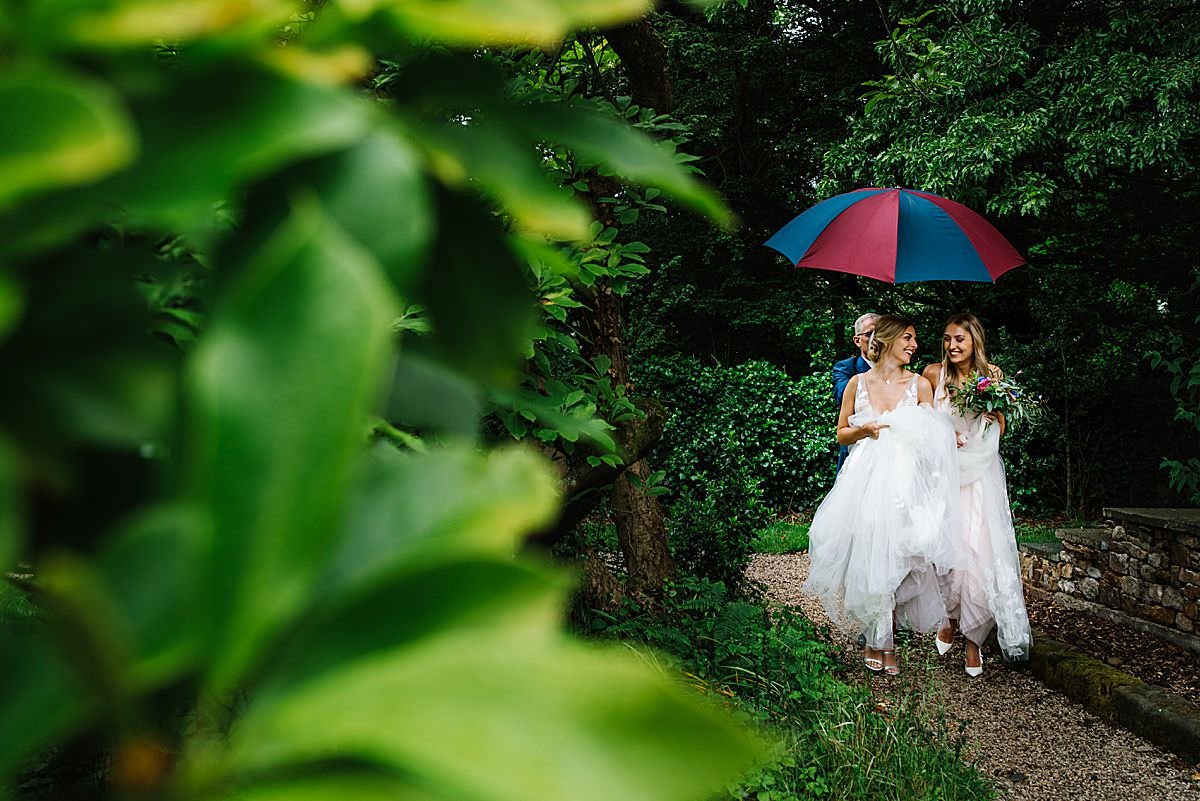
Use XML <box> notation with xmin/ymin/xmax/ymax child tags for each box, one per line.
<box><xmin>804</xmin><ymin>405</ymin><xmax>963</xmax><ymax>650</ymax></box>
<box><xmin>940</xmin><ymin>421</ymin><xmax>1032</xmax><ymax>660</ymax></box>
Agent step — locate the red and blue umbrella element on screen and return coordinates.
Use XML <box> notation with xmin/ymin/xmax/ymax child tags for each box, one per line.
<box><xmin>764</xmin><ymin>187</ymin><xmax>1025</xmax><ymax>284</ymax></box>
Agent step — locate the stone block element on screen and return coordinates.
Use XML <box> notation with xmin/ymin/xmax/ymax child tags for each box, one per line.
<box><xmin>1087</xmin><ymin>566</ymin><xmax>1102</xmax><ymax>579</ymax></box>
<box><xmin>1141</xmin><ymin>603</ymin><xmax>1178</xmax><ymax>627</ymax></box>
<box><xmin>1163</xmin><ymin>586</ymin><xmax>1186</xmax><ymax>611</ymax></box>
<box><xmin>1119</xmin><ymin>575</ymin><xmax>1141</xmax><ymax>597</ymax></box>
<box><xmin>1148</xmin><ymin>551</ymin><xmax>1166</xmax><ymax>568</ymax></box>
<box><xmin>1143</xmin><ymin>583</ymin><xmax>1164</xmax><ymax>604</ymax></box>
<box><xmin>1061</xmin><ymin>580</ymin><xmax>1077</xmax><ymax>595</ymax></box>
<box><xmin>1127</xmin><ymin>544</ymin><xmax>1150</xmax><ymax>562</ymax></box>
<box><xmin>1178</xmin><ymin>613</ymin><xmax>1195</xmax><ymax>633</ymax></box>
<box><xmin>1110</xmin><ymin>552</ymin><xmax>1129</xmax><ymax>575</ymax></box>
<box><xmin>1080</xmin><ymin>577</ymin><xmax>1100</xmax><ymax>600</ymax></box>
<box><xmin>1113</xmin><ymin>684</ymin><xmax>1200</xmax><ymax>764</ymax></box>
<box><xmin>1062</xmin><ymin>563</ymin><xmax>1074</xmax><ymax>579</ymax></box>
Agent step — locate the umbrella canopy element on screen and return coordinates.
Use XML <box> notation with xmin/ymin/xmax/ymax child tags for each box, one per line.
<box><xmin>764</xmin><ymin>187</ymin><xmax>1025</xmax><ymax>284</ymax></box>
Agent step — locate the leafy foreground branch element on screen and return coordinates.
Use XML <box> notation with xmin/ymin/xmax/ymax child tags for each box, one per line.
<box><xmin>587</xmin><ymin>577</ymin><xmax>997</xmax><ymax>801</ymax></box>
<box><xmin>0</xmin><ymin>1</ymin><xmax>766</xmax><ymax>799</ymax></box>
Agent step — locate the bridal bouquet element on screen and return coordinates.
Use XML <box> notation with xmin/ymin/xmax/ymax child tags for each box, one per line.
<box><xmin>947</xmin><ymin>371</ymin><xmax>1040</xmax><ymax>430</ymax></box>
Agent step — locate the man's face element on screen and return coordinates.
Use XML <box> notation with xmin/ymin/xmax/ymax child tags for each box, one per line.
<box><xmin>853</xmin><ymin>323</ymin><xmax>875</xmax><ymax>358</ymax></box>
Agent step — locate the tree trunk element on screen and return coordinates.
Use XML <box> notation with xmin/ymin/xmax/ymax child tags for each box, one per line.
<box><xmin>613</xmin><ymin>460</ymin><xmax>674</xmax><ymax>594</ymax></box>
<box><xmin>583</xmin><ymin>280</ymin><xmax>675</xmax><ymax>596</ymax></box>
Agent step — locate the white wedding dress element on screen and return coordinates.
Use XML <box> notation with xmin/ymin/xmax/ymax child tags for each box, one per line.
<box><xmin>805</xmin><ymin>375</ymin><xmax>963</xmax><ymax>650</ymax></box>
<box><xmin>935</xmin><ymin>373</ymin><xmax>1032</xmax><ymax>660</ymax></box>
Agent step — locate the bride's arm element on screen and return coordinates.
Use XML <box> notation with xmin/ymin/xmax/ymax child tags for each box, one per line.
<box><xmin>836</xmin><ymin>376</ymin><xmax>887</xmax><ymax>445</ymax></box>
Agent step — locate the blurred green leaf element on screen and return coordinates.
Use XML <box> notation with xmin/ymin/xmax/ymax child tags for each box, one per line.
<box><xmin>412</xmin><ymin>120</ymin><xmax>591</xmax><ymax>240</ymax></box>
<box><xmin>187</xmin><ymin>198</ymin><xmax>397</xmax><ymax>694</ymax></box>
<box><xmin>0</xmin><ymin>65</ymin><xmax>136</xmax><ymax>210</ymax></box>
<box><xmin>19</xmin><ymin>0</ymin><xmax>294</xmax><ymax>49</ymax></box>
<box><xmin>0</xmin><ymin>436</ymin><xmax>21</xmax><ymax>570</ymax></box>
<box><xmin>94</xmin><ymin>504</ymin><xmax>205</xmax><ymax>690</ymax></box>
<box><xmin>345</xmin><ymin>0</ymin><xmax>651</xmax><ymax>46</ymax></box>
<box><xmin>0</xmin><ymin>625</ymin><xmax>87</xmax><ymax>783</ymax></box>
<box><xmin>224</xmin><ymin>618</ymin><xmax>763</xmax><ymax>801</ymax></box>
<box><xmin>263</xmin><ymin>558</ymin><xmax>565</xmax><ymax>696</ymax></box>
<box><xmin>238</xmin><ymin>131</ymin><xmax>434</xmax><ymax>291</ymax></box>
<box><xmin>105</xmin><ymin>62</ymin><xmax>372</xmax><ymax>230</ymax></box>
<box><xmin>385</xmin><ymin>353</ymin><xmax>483</xmax><ymax>437</ymax></box>
<box><xmin>224</xmin><ymin>772</ymin><xmax>450</xmax><ymax>801</ymax></box>
<box><xmin>412</xmin><ymin>190</ymin><xmax>534</xmax><ymax>386</ymax></box>
<box><xmin>324</xmin><ymin>445</ymin><xmax>558</xmax><ymax>597</ymax></box>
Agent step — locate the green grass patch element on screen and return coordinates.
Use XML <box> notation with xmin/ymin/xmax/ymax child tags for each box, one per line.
<box><xmin>585</xmin><ymin>576</ymin><xmax>995</xmax><ymax>801</ymax></box>
<box><xmin>751</xmin><ymin>518</ymin><xmax>810</xmax><ymax>554</ymax></box>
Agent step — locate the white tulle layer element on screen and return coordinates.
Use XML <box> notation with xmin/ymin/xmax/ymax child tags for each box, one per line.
<box><xmin>804</xmin><ymin>405</ymin><xmax>964</xmax><ymax>650</ymax></box>
<box><xmin>940</xmin><ymin>418</ymin><xmax>1032</xmax><ymax>660</ymax></box>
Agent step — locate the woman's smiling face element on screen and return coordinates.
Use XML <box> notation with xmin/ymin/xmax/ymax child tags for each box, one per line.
<box><xmin>893</xmin><ymin>326</ymin><xmax>918</xmax><ymax>364</ymax></box>
<box><xmin>943</xmin><ymin>323</ymin><xmax>973</xmax><ymax>366</ymax></box>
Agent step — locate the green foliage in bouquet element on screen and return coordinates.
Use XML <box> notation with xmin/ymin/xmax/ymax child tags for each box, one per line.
<box><xmin>947</xmin><ymin>371</ymin><xmax>1041</xmax><ymax>430</ymax></box>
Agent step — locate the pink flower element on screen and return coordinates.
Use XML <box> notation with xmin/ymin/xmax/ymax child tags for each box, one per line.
<box><xmin>976</xmin><ymin>376</ymin><xmax>993</xmax><ymax>390</ymax></box>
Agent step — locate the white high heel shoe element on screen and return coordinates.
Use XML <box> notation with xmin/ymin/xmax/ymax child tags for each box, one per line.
<box><xmin>965</xmin><ymin>651</ymin><xmax>984</xmax><ymax>678</ymax></box>
<box><xmin>935</xmin><ymin>629</ymin><xmax>954</xmax><ymax>656</ymax></box>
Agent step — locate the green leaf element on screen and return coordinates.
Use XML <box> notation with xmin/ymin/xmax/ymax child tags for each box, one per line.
<box><xmin>385</xmin><ymin>353</ymin><xmax>484</xmax><ymax>437</ymax></box>
<box><xmin>105</xmin><ymin>61</ymin><xmax>372</xmax><ymax>231</ymax></box>
<box><xmin>323</xmin><ymin>446</ymin><xmax>559</xmax><ymax>598</ymax></box>
<box><xmin>237</xmin><ymin>131</ymin><xmax>434</xmax><ymax>292</ymax></box>
<box><xmin>0</xmin><ymin>65</ymin><xmax>136</xmax><ymax>211</ymax></box>
<box><xmin>187</xmin><ymin>198</ymin><xmax>397</xmax><ymax>694</ymax></box>
<box><xmin>223</xmin><ymin>580</ymin><xmax>763</xmax><ymax>801</ymax></box>
<box><xmin>350</xmin><ymin>0</ymin><xmax>652</xmax><ymax>46</ymax></box>
<box><xmin>224</xmin><ymin>772</ymin><xmax>451</xmax><ymax>801</ymax></box>
<box><xmin>0</xmin><ymin>436</ymin><xmax>21</xmax><ymax>571</ymax></box>
<box><xmin>410</xmin><ymin>119</ymin><xmax>591</xmax><ymax>240</ymax></box>
<box><xmin>0</xmin><ymin>625</ymin><xmax>87</xmax><ymax>783</ymax></box>
<box><xmin>25</xmin><ymin>0</ymin><xmax>294</xmax><ymax>49</ymax></box>
<box><xmin>94</xmin><ymin>504</ymin><xmax>206</xmax><ymax>691</ymax></box>
<box><xmin>262</xmin><ymin>558</ymin><xmax>566</xmax><ymax>695</ymax></box>
<box><xmin>521</xmin><ymin>104</ymin><xmax>731</xmax><ymax>227</ymax></box>
<box><xmin>410</xmin><ymin>190</ymin><xmax>535</xmax><ymax>387</ymax></box>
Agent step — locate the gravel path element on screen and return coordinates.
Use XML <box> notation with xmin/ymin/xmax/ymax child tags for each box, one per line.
<box><xmin>747</xmin><ymin>552</ymin><xmax>1200</xmax><ymax>801</ymax></box>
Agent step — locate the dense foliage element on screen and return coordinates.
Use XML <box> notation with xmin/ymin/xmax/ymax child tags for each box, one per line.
<box><xmin>622</xmin><ymin>0</ymin><xmax>1200</xmax><ymax>516</ymax></box>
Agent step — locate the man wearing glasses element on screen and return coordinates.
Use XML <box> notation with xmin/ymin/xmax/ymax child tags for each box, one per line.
<box><xmin>832</xmin><ymin>312</ymin><xmax>879</xmax><ymax>471</ymax></box>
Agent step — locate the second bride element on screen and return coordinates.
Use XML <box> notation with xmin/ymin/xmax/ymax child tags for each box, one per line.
<box><xmin>805</xmin><ymin>314</ymin><xmax>963</xmax><ymax>676</ymax></box>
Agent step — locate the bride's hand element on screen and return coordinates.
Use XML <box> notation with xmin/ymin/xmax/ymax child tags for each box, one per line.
<box><xmin>955</xmin><ymin>432</ymin><xmax>968</xmax><ymax>449</ymax></box>
<box><xmin>861</xmin><ymin>421</ymin><xmax>889</xmax><ymax>439</ymax></box>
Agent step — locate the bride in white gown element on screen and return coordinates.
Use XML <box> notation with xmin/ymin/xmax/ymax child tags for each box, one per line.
<box><xmin>922</xmin><ymin>313</ymin><xmax>1032</xmax><ymax>676</ymax></box>
<box><xmin>805</xmin><ymin>315</ymin><xmax>962</xmax><ymax>676</ymax></box>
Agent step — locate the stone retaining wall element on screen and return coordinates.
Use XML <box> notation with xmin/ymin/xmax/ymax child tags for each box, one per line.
<box><xmin>1018</xmin><ymin>508</ymin><xmax>1200</xmax><ymax>653</ymax></box>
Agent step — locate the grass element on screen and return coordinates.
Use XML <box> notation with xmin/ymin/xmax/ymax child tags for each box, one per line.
<box><xmin>751</xmin><ymin>517</ymin><xmax>810</xmax><ymax>554</ymax></box>
<box><xmin>589</xmin><ymin>576</ymin><xmax>996</xmax><ymax>801</ymax></box>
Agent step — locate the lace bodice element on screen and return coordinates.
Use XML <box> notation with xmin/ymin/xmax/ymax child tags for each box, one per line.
<box><xmin>851</xmin><ymin>372</ymin><xmax>918</xmax><ymax>425</ymax></box>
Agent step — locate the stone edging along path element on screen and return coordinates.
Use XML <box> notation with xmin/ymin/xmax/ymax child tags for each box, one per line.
<box><xmin>1027</xmin><ymin>635</ymin><xmax>1200</xmax><ymax>764</ymax></box>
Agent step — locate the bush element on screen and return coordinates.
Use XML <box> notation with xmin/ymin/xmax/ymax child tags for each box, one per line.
<box><xmin>637</xmin><ymin>356</ymin><xmax>839</xmax><ymax>515</ymax></box>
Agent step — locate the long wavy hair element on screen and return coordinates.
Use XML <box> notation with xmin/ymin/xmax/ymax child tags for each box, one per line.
<box><xmin>865</xmin><ymin>314</ymin><xmax>914</xmax><ymax>363</ymax></box>
<box><xmin>940</xmin><ymin>313</ymin><xmax>991</xmax><ymax>382</ymax></box>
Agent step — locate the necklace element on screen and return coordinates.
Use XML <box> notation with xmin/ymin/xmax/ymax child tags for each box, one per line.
<box><xmin>879</xmin><ymin>370</ymin><xmax>905</xmax><ymax>385</ymax></box>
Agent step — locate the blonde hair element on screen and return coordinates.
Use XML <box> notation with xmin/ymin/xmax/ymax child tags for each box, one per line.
<box><xmin>866</xmin><ymin>314</ymin><xmax>913</xmax><ymax>362</ymax></box>
<box><xmin>941</xmin><ymin>312</ymin><xmax>992</xmax><ymax>381</ymax></box>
